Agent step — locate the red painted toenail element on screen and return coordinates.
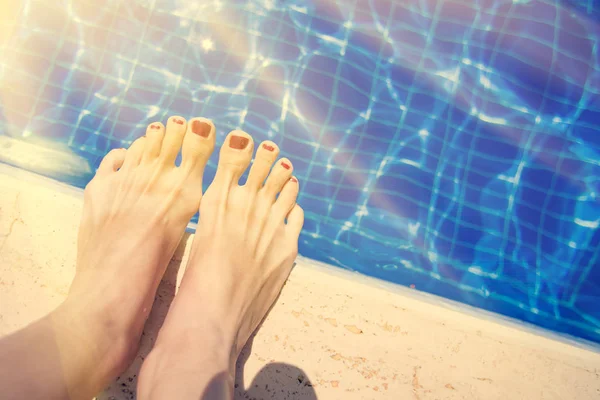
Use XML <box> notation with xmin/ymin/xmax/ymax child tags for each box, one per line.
<box><xmin>281</xmin><ymin>161</ymin><xmax>291</xmax><ymax>170</ymax></box>
<box><xmin>263</xmin><ymin>143</ymin><xmax>275</xmax><ymax>152</ymax></box>
<box><xmin>290</xmin><ymin>177</ymin><xmax>298</xmax><ymax>183</ymax></box>
<box><xmin>192</xmin><ymin>120</ymin><xmax>210</xmax><ymax>137</ymax></box>
<box><xmin>150</xmin><ymin>124</ymin><xmax>160</xmax><ymax>129</ymax></box>
<box><xmin>173</xmin><ymin>118</ymin><xmax>184</xmax><ymax>125</ymax></box>
<box><xmin>230</xmin><ymin>135</ymin><xmax>249</xmax><ymax>150</ymax></box>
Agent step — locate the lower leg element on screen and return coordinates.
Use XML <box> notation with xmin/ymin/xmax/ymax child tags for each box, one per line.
<box><xmin>138</xmin><ymin>282</ymin><xmax>236</xmax><ymax>399</ymax></box>
<box><xmin>0</xmin><ymin>296</ymin><xmax>134</xmax><ymax>400</ymax></box>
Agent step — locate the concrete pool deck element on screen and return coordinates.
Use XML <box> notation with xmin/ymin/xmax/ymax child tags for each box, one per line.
<box><xmin>1</xmin><ymin>163</ymin><xmax>599</xmax><ymax>399</ymax></box>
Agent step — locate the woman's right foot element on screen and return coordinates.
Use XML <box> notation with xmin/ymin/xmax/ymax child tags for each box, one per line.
<box><xmin>138</xmin><ymin>130</ymin><xmax>304</xmax><ymax>398</ymax></box>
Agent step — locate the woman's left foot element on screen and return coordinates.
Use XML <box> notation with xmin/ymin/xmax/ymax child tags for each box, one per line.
<box><xmin>66</xmin><ymin>116</ymin><xmax>215</xmax><ymax>374</ymax></box>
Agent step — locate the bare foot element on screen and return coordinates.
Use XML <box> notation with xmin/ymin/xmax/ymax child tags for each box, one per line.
<box><xmin>138</xmin><ymin>130</ymin><xmax>304</xmax><ymax>398</ymax></box>
<box><xmin>67</xmin><ymin>116</ymin><xmax>215</xmax><ymax>375</ymax></box>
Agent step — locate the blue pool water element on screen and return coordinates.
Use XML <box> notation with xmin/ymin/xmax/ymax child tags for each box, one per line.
<box><xmin>0</xmin><ymin>0</ymin><xmax>599</xmax><ymax>343</ymax></box>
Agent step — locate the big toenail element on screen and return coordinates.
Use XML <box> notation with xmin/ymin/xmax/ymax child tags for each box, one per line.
<box><xmin>174</xmin><ymin>118</ymin><xmax>184</xmax><ymax>125</ymax></box>
<box><xmin>263</xmin><ymin>143</ymin><xmax>275</xmax><ymax>152</ymax></box>
<box><xmin>230</xmin><ymin>135</ymin><xmax>249</xmax><ymax>149</ymax></box>
<box><xmin>281</xmin><ymin>162</ymin><xmax>291</xmax><ymax>170</ymax></box>
<box><xmin>192</xmin><ymin>120</ymin><xmax>210</xmax><ymax>137</ymax></box>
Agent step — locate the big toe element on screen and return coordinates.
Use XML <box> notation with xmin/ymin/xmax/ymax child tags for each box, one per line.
<box><xmin>181</xmin><ymin>117</ymin><xmax>216</xmax><ymax>181</ymax></box>
<box><xmin>212</xmin><ymin>130</ymin><xmax>254</xmax><ymax>187</ymax></box>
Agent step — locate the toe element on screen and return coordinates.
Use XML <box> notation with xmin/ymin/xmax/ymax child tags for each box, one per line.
<box><xmin>160</xmin><ymin>116</ymin><xmax>187</xmax><ymax>165</ymax></box>
<box><xmin>142</xmin><ymin>122</ymin><xmax>165</xmax><ymax>161</ymax></box>
<box><xmin>121</xmin><ymin>136</ymin><xmax>146</xmax><ymax>170</ymax></box>
<box><xmin>97</xmin><ymin>148</ymin><xmax>126</xmax><ymax>175</ymax></box>
<box><xmin>286</xmin><ymin>204</ymin><xmax>305</xmax><ymax>237</ymax></box>
<box><xmin>273</xmin><ymin>176</ymin><xmax>299</xmax><ymax>219</ymax></box>
<box><xmin>213</xmin><ymin>130</ymin><xmax>254</xmax><ymax>187</ymax></box>
<box><xmin>262</xmin><ymin>158</ymin><xmax>294</xmax><ymax>200</ymax></box>
<box><xmin>245</xmin><ymin>141</ymin><xmax>279</xmax><ymax>190</ymax></box>
<box><xmin>181</xmin><ymin>117</ymin><xmax>216</xmax><ymax>175</ymax></box>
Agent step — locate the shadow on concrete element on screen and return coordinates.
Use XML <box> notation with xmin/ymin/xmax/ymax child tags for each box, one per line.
<box><xmin>234</xmin><ymin>333</ymin><xmax>318</xmax><ymax>400</ymax></box>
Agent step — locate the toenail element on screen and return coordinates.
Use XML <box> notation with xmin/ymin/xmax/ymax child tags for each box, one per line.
<box><xmin>150</xmin><ymin>124</ymin><xmax>160</xmax><ymax>129</ymax></box>
<box><xmin>263</xmin><ymin>143</ymin><xmax>275</xmax><ymax>152</ymax></box>
<box><xmin>290</xmin><ymin>177</ymin><xmax>298</xmax><ymax>183</ymax></box>
<box><xmin>192</xmin><ymin>120</ymin><xmax>211</xmax><ymax>137</ymax></box>
<box><xmin>173</xmin><ymin>118</ymin><xmax>184</xmax><ymax>125</ymax></box>
<box><xmin>230</xmin><ymin>135</ymin><xmax>249</xmax><ymax>150</ymax></box>
<box><xmin>281</xmin><ymin>161</ymin><xmax>291</xmax><ymax>170</ymax></box>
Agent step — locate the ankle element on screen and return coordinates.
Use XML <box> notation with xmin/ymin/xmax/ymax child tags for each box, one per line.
<box><xmin>158</xmin><ymin>306</ymin><xmax>237</xmax><ymax>366</ymax></box>
<box><xmin>139</xmin><ymin>323</ymin><xmax>235</xmax><ymax>399</ymax></box>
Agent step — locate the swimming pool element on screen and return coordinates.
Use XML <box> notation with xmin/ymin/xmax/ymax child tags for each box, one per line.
<box><xmin>1</xmin><ymin>0</ymin><xmax>598</xmax><ymax>343</ymax></box>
